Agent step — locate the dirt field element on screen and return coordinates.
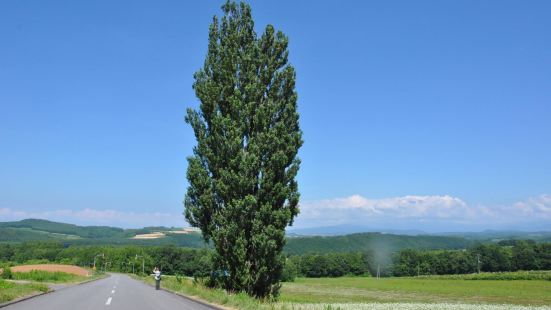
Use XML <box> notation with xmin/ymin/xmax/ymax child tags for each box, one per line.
<box><xmin>132</xmin><ymin>232</ymin><xmax>165</xmax><ymax>239</ymax></box>
<box><xmin>11</xmin><ymin>264</ymin><xmax>90</xmax><ymax>276</ymax></box>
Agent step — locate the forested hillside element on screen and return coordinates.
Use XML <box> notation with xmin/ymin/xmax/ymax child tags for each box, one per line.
<box><xmin>2</xmin><ymin>219</ymin><xmax>550</xmax><ymax>257</ymax></box>
<box><xmin>0</xmin><ymin>219</ymin><xmax>205</xmax><ymax>247</ymax></box>
<box><xmin>284</xmin><ymin>232</ymin><xmax>473</xmax><ymax>255</ymax></box>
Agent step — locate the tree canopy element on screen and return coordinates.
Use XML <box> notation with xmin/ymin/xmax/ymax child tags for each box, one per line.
<box><xmin>184</xmin><ymin>1</ymin><xmax>302</xmax><ymax>298</ymax></box>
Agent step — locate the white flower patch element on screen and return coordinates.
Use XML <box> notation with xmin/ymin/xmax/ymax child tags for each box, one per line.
<box><xmin>276</xmin><ymin>303</ymin><xmax>551</xmax><ymax>310</ymax></box>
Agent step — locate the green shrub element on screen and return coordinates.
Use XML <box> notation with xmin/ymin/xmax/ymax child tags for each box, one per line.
<box><xmin>281</xmin><ymin>260</ymin><xmax>297</xmax><ymax>282</ymax></box>
<box><xmin>1</xmin><ymin>266</ymin><xmax>13</xmax><ymax>279</ymax></box>
<box><xmin>12</xmin><ymin>270</ymin><xmax>80</xmax><ymax>282</ymax></box>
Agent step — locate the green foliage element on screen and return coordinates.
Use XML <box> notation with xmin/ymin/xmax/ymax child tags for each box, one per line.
<box><xmin>140</xmin><ymin>275</ymin><xmax>264</xmax><ymax>310</ymax></box>
<box><xmin>0</xmin><ymin>220</ymin><xmax>207</xmax><ymax>247</ymax></box>
<box><xmin>290</xmin><ymin>252</ymin><xmax>374</xmax><ymax>278</ymax></box>
<box><xmin>284</xmin><ymin>233</ymin><xmax>472</xmax><ymax>255</ymax></box>
<box><xmin>0</xmin><ymin>219</ymin><xmax>122</xmax><ymax>239</ymax></box>
<box><xmin>417</xmin><ymin>270</ymin><xmax>551</xmax><ymax>281</ymax></box>
<box><xmin>184</xmin><ymin>1</ymin><xmax>302</xmax><ymax>299</ymax></box>
<box><xmin>1</xmin><ymin>266</ymin><xmax>13</xmax><ymax>279</ymax></box>
<box><xmin>12</xmin><ymin>270</ymin><xmax>82</xmax><ymax>283</ymax></box>
<box><xmin>281</xmin><ymin>259</ymin><xmax>297</xmax><ymax>282</ymax></box>
<box><xmin>512</xmin><ymin>240</ymin><xmax>538</xmax><ymax>270</ymax></box>
<box><xmin>0</xmin><ymin>279</ymin><xmax>49</xmax><ymax>303</ymax></box>
<box><xmin>392</xmin><ymin>242</ymin><xmax>551</xmax><ymax>277</ymax></box>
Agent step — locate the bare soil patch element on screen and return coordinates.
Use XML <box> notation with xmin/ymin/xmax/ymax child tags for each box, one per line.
<box><xmin>11</xmin><ymin>264</ymin><xmax>90</xmax><ymax>276</ymax></box>
<box><xmin>132</xmin><ymin>232</ymin><xmax>165</xmax><ymax>239</ymax></box>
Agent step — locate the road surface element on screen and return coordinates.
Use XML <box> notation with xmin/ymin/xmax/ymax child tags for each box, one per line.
<box><xmin>3</xmin><ymin>274</ymin><xmax>215</xmax><ymax>310</ymax></box>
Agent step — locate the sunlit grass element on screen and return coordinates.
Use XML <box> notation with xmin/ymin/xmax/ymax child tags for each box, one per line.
<box><xmin>280</xmin><ymin>277</ymin><xmax>551</xmax><ymax>306</ymax></box>
<box><xmin>12</xmin><ymin>270</ymin><xmax>87</xmax><ymax>283</ymax></box>
<box><xmin>135</xmin><ymin>273</ymin><xmax>551</xmax><ymax>309</ymax></box>
<box><xmin>0</xmin><ymin>279</ymin><xmax>48</xmax><ymax>303</ymax></box>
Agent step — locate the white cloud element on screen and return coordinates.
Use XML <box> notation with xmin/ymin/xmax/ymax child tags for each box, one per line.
<box><xmin>295</xmin><ymin>194</ymin><xmax>551</xmax><ymax>231</ymax></box>
<box><xmin>1</xmin><ymin>194</ymin><xmax>550</xmax><ymax>232</ymax></box>
<box><xmin>509</xmin><ymin>194</ymin><xmax>551</xmax><ymax>219</ymax></box>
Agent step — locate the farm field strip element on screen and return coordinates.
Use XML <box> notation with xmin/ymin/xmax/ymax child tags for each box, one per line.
<box><xmin>279</xmin><ymin>277</ymin><xmax>551</xmax><ymax>306</ymax></box>
<box><xmin>276</xmin><ymin>303</ymin><xmax>551</xmax><ymax>310</ymax></box>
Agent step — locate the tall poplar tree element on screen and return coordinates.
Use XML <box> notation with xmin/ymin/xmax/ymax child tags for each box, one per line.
<box><xmin>184</xmin><ymin>1</ymin><xmax>302</xmax><ymax>299</ymax></box>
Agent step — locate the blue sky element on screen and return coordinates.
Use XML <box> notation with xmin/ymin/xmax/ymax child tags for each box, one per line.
<box><xmin>1</xmin><ymin>1</ymin><xmax>550</xmax><ymax>231</ymax></box>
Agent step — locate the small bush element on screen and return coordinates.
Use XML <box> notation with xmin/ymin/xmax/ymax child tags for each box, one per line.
<box><xmin>281</xmin><ymin>260</ymin><xmax>297</xmax><ymax>282</ymax></box>
<box><xmin>12</xmin><ymin>270</ymin><xmax>80</xmax><ymax>282</ymax></box>
<box><xmin>1</xmin><ymin>267</ymin><xmax>13</xmax><ymax>279</ymax></box>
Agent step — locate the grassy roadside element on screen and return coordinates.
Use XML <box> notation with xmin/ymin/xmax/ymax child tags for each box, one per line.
<box><xmin>0</xmin><ymin>279</ymin><xmax>49</xmax><ymax>304</ymax></box>
<box><xmin>133</xmin><ymin>274</ymin><xmax>551</xmax><ymax>309</ymax></box>
<box><xmin>0</xmin><ymin>270</ymin><xmax>105</xmax><ymax>304</ymax></box>
<box><xmin>280</xmin><ymin>277</ymin><xmax>551</xmax><ymax>306</ymax></box>
<box><xmin>11</xmin><ymin>270</ymin><xmax>90</xmax><ymax>283</ymax></box>
<box><xmin>136</xmin><ymin>275</ymin><xmax>263</xmax><ymax>310</ymax></box>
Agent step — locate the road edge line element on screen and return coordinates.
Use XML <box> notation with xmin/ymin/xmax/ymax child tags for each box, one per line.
<box><xmin>139</xmin><ymin>279</ymin><xmax>229</xmax><ymax>310</ymax></box>
<box><xmin>160</xmin><ymin>288</ymin><xmax>231</xmax><ymax>310</ymax></box>
<box><xmin>0</xmin><ymin>289</ymin><xmax>53</xmax><ymax>308</ymax></box>
<box><xmin>0</xmin><ymin>274</ymin><xmax>108</xmax><ymax>308</ymax></box>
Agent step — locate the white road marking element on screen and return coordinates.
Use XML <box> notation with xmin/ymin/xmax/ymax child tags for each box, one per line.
<box><xmin>106</xmin><ymin>297</ymin><xmax>112</xmax><ymax>305</ymax></box>
<box><xmin>111</xmin><ymin>290</ymin><xmax>115</xmax><ymax>294</ymax></box>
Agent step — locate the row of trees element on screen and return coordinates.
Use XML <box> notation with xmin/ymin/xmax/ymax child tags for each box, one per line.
<box><xmin>0</xmin><ymin>242</ymin><xmax>211</xmax><ymax>277</ymax></box>
<box><xmin>393</xmin><ymin>241</ymin><xmax>551</xmax><ymax>276</ymax></box>
<box><xmin>2</xmin><ymin>240</ymin><xmax>550</xmax><ymax>280</ymax></box>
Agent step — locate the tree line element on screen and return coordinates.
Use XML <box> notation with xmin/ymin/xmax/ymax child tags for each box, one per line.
<box><xmin>0</xmin><ymin>242</ymin><xmax>211</xmax><ymax>277</ymax></box>
<box><xmin>393</xmin><ymin>240</ymin><xmax>551</xmax><ymax>276</ymax></box>
<box><xmin>2</xmin><ymin>240</ymin><xmax>550</xmax><ymax>280</ymax></box>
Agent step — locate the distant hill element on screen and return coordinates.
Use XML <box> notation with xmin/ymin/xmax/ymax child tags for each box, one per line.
<box><xmin>2</xmin><ymin>218</ymin><xmax>550</xmax><ymax>255</ymax></box>
<box><xmin>0</xmin><ymin>219</ymin><xmax>206</xmax><ymax>247</ymax></box>
<box><xmin>284</xmin><ymin>232</ymin><xmax>473</xmax><ymax>255</ymax></box>
<box><xmin>0</xmin><ymin>218</ymin><xmax>123</xmax><ymax>238</ymax></box>
<box><xmin>434</xmin><ymin>230</ymin><xmax>551</xmax><ymax>242</ymax></box>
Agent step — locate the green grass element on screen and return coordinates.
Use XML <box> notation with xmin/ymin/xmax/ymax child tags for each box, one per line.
<box><xmin>280</xmin><ymin>277</ymin><xmax>551</xmax><ymax>306</ymax></box>
<box><xmin>12</xmin><ymin>270</ymin><xmax>87</xmax><ymax>283</ymax></box>
<box><xmin>134</xmin><ymin>273</ymin><xmax>551</xmax><ymax>309</ymax></box>
<box><xmin>416</xmin><ymin>271</ymin><xmax>551</xmax><ymax>281</ymax></box>
<box><xmin>137</xmin><ymin>275</ymin><xmax>264</xmax><ymax>310</ymax></box>
<box><xmin>0</xmin><ymin>279</ymin><xmax>49</xmax><ymax>303</ymax></box>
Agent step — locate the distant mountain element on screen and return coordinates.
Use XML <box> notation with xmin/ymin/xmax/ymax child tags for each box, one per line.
<box><xmin>434</xmin><ymin>230</ymin><xmax>551</xmax><ymax>242</ymax></box>
<box><xmin>287</xmin><ymin>224</ymin><xmax>426</xmax><ymax>236</ymax></box>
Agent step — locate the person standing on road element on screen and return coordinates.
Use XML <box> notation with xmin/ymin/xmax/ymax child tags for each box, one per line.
<box><xmin>153</xmin><ymin>267</ymin><xmax>161</xmax><ymax>290</ymax></box>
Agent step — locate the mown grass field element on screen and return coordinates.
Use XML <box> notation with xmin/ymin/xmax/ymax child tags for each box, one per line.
<box><xmin>280</xmin><ymin>276</ymin><xmax>551</xmax><ymax>306</ymax></box>
<box><xmin>139</xmin><ymin>272</ymin><xmax>551</xmax><ymax>310</ymax></box>
<box><xmin>0</xmin><ymin>279</ymin><xmax>48</xmax><ymax>303</ymax></box>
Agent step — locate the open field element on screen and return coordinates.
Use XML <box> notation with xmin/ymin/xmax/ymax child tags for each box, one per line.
<box><xmin>132</xmin><ymin>232</ymin><xmax>166</xmax><ymax>239</ymax></box>
<box><xmin>12</xmin><ymin>270</ymin><xmax>88</xmax><ymax>283</ymax></box>
<box><xmin>137</xmin><ymin>273</ymin><xmax>551</xmax><ymax>309</ymax></box>
<box><xmin>417</xmin><ymin>271</ymin><xmax>551</xmax><ymax>281</ymax></box>
<box><xmin>10</xmin><ymin>264</ymin><xmax>90</xmax><ymax>276</ymax></box>
<box><xmin>280</xmin><ymin>277</ymin><xmax>551</xmax><ymax>306</ymax></box>
<box><xmin>0</xmin><ymin>279</ymin><xmax>48</xmax><ymax>303</ymax></box>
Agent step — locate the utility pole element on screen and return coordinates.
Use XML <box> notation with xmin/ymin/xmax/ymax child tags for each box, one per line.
<box><xmin>93</xmin><ymin>253</ymin><xmax>104</xmax><ymax>271</ymax></box>
<box><xmin>477</xmin><ymin>254</ymin><xmax>481</xmax><ymax>274</ymax></box>
<box><xmin>136</xmin><ymin>255</ymin><xmax>145</xmax><ymax>275</ymax></box>
<box><xmin>376</xmin><ymin>264</ymin><xmax>380</xmax><ymax>279</ymax></box>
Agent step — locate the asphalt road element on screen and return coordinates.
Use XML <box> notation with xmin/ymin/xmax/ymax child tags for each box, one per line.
<box><xmin>3</xmin><ymin>274</ymin><xmax>215</xmax><ymax>310</ymax></box>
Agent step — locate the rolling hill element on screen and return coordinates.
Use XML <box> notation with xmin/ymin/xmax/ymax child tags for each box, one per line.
<box><xmin>1</xmin><ymin>219</ymin><xmax>550</xmax><ymax>255</ymax></box>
